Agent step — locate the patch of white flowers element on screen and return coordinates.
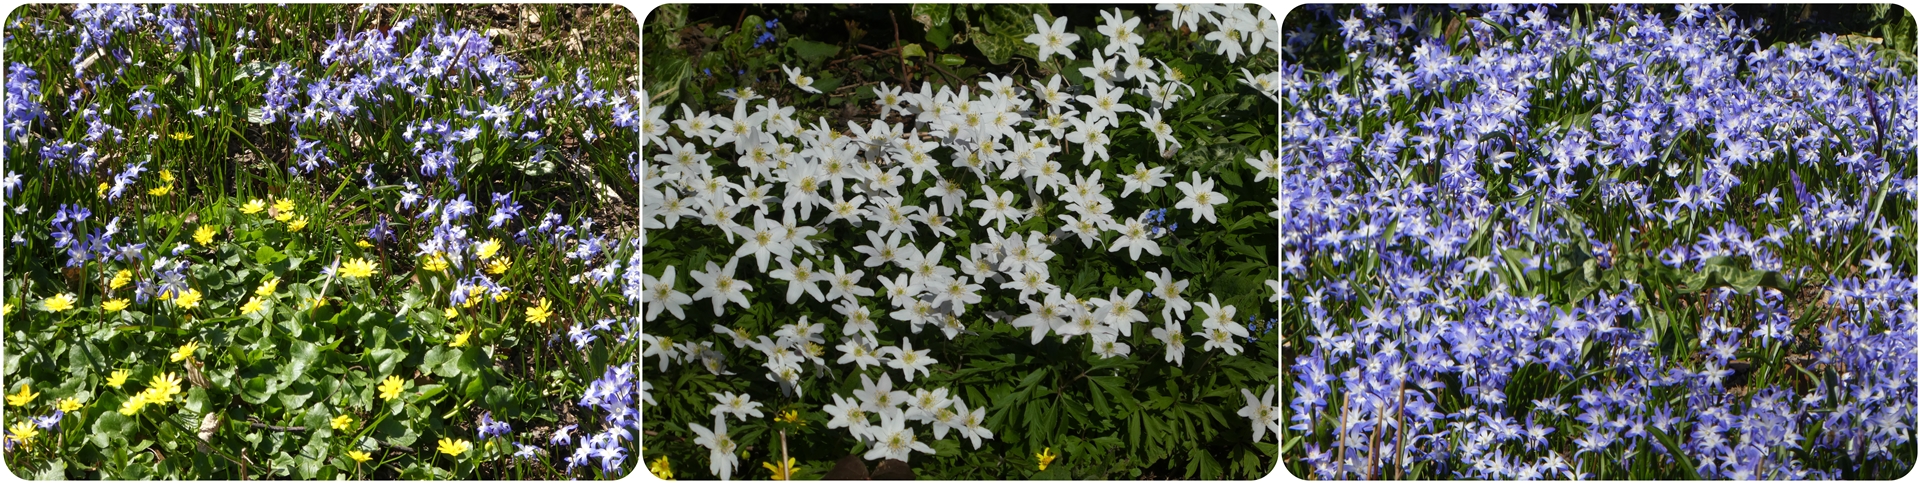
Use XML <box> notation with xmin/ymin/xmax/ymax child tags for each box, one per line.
<box><xmin>640</xmin><ymin>4</ymin><xmax>1280</xmax><ymax>479</ymax></box>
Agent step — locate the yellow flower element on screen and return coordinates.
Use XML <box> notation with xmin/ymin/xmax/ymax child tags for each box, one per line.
<box><xmin>172</xmin><ymin>341</ymin><xmax>198</xmax><ymax>362</ymax></box>
<box><xmin>8</xmin><ymin>421</ymin><xmax>38</xmax><ymax>445</ymax></box>
<box><xmin>272</xmin><ymin>198</ymin><xmax>295</xmax><ymax>222</ymax></box>
<box><xmin>308</xmin><ymin>297</ymin><xmax>329</xmax><ymax>309</ymax></box>
<box><xmin>763</xmin><ymin>457</ymin><xmax>799</xmax><ymax>480</ymax></box>
<box><xmin>57</xmin><ymin>397</ymin><xmax>82</xmax><ymax>412</ymax></box>
<box><xmin>1</xmin><ymin>303</ymin><xmax>10</xmax><ymax>315</ymax></box>
<box><xmin>347</xmin><ymin>450</ymin><xmax>372</xmax><ymax>463</ymax></box>
<box><xmin>110</xmin><ymin>269</ymin><xmax>133</xmax><ymax>290</ymax></box>
<box><xmin>775</xmin><ymin>410</ymin><xmax>806</xmax><ymax>427</ymax></box>
<box><xmin>377</xmin><ymin>375</ymin><xmax>405</xmax><ymax>400</ymax></box>
<box><xmin>102</xmin><ymin>298</ymin><xmax>130</xmax><ymax>312</ymax></box>
<box><xmin>449</xmin><ymin>329</ymin><xmax>471</xmax><ymax>348</ymax></box>
<box><xmin>356</xmin><ymin>239</ymin><xmax>373</xmax><ymax>248</ymax></box>
<box><xmin>527</xmin><ymin>298</ymin><xmax>554</xmax><ymax>324</ymax></box>
<box><xmin>97</xmin><ymin>182</ymin><xmax>110</xmax><ymax>198</ymax></box>
<box><xmin>331</xmin><ymin>414</ymin><xmax>353</xmax><ymax>431</ymax></box>
<box><xmin>1037</xmin><ymin>447</ymin><xmax>1057</xmax><ymax>471</ymax></box>
<box><xmin>650</xmin><ymin>455</ymin><xmax>674</xmax><ymax>480</ymax></box>
<box><xmin>340</xmin><ymin>258</ymin><xmax>377</xmax><ymax>279</ymax></box>
<box><xmin>43</xmin><ymin>293</ymin><xmax>76</xmax><ymax>312</ymax></box>
<box><xmin>288</xmin><ymin>216</ymin><xmax>309</xmax><ymax>233</ymax></box>
<box><xmin>240</xmin><ymin>296</ymin><xmax>266</xmax><ymax>315</ymax></box>
<box><xmin>422</xmin><ymin>253</ymin><xmax>449</xmax><ymax>272</ymax></box>
<box><xmin>444</xmin><ymin>307</ymin><xmax>458</xmax><ymax>320</ymax></box>
<box><xmin>145</xmin><ymin>373</ymin><xmax>183</xmax><ymax>403</ymax></box>
<box><xmin>256</xmin><ymin>277</ymin><xmax>280</xmax><ymax>297</ymax></box>
<box><xmin>174</xmin><ymin>288</ymin><xmax>203</xmax><ymax>309</ymax></box>
<box><xmin>149</xmin><ymin>184</ymin><xmax>172</xmax><ymax>196</ymax></box>
<box><xmin>107</xmin><ymin>369</ymin><xmax>130</xmax><ymax>388</ymax></box>
<box><xmin>486</xmin><ymin>257</ymin><xmax>511</xmax><ymax>275</ymax></box>
<box><xmin>492</xmin><ymin>291</ymin><xmax>510</xmax><ymax>303</ymax></box>
<box><xmin>241</xmin><ymin>199</ymin><xmax>265</xmax><ymax>214</ymax></box>
<box><xmin>193</xmin><ymin>225</ymin><xmax>217</xmax><ymax>246</ymax></box>
<box><xmin>170</xmin><ymin>132</ymin><xmax>193</xmax><ymax>141</ymax></box>
<box><xmin>475</xmin><ymin>239</ymin><xmax>502</xmax><ymax>260</ymax></box>
<box><xmin>6</xmin><ymin>384</ymin><xmax>38</xmax><ymax>407</ymax></box>
<box><xmin>160</xmin><ymin>170</ymin><xmax>175</xmax><ymax>183</ymax></box>
<box><xmin>436</xmin><ymin>437</ymin><xmax>471</xmax><ymax>456</ymax></box>
<box><xmin>117</xmin><ymin>392</ymin><xmax>150</xmax><ymax>415</ymax></box>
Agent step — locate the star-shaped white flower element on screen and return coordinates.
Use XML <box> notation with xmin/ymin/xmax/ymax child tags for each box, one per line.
<box><xmin>1023</xmin><ymin>14</ymin><xmax>1080</xmax><ymax>61</ymax></box>
<box><xmin>642</xmin><ymin>266</ymin><xmax>692</xmax><ymax>321</ymax></box>
<box><xmin>1236</xmin><ymin>386</ymin><xmax>1278</xmax><ymax>442</ymax></box>
<box><xmin>689</xmin><ymin>415</ymin><xmax>740</xmax><ymax>480</ymax></box>
<box><xmin>1174</xmin><ymin>172</ymin><xmax>1228</xmax><ymax>224</ymax></box>
<box><xmin>781</xmin><ymin>64</ymin><xmax>822</xmax><ymax>94</ymax></box>
<box><xmin>709</xmin><ymin>391</ymin><xmax>766</xmax><ymax>421</ymax></box>
<box><xmin>690</xmin><ymin>259</ymin><xmax>753</xmax><ymax>316</ymax></box>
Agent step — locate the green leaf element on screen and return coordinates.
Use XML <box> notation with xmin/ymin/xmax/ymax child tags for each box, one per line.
<box><xmin>911</xmin><ymin>4</ymin><xmax>952</xmax><ymax>29</ymax></box>
<box><xmin>789</xmin><ymin>40</ymin><xmax>841</xmax><ymax>64</ymax></box>
<box><xmin>901</xmin><ymin>43</ymin><xmax>926</xmax><ymax>59</ymax></box>
<box><xmin>938</xmin><ymin>54</ymin><xmax>966</xmax><ymax>66</ymax></box>
<box><xmin>91</xmin><ymin>411</ymin><xmax>134</xmax><ymax>448</ymax></box>
<box><xmin>1645</xmin><ymin>425</ymin><xmax>1703</xmax><ymax>479</ymax></box>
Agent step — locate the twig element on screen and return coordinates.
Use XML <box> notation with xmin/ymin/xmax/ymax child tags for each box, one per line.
<box><xmin>889</xmin><ymin>9</ymin><xmax>905</xmax><ymax>84</ymax></box>
<box><xmin>247</xmin><ymin>419</ymin><xmax>308</xmax><ymax>432</ymax></box>
<box><xmin>1393</xmin><ymin>381</ymin><xmax>1409</xmax><ymax>480</ymax></box>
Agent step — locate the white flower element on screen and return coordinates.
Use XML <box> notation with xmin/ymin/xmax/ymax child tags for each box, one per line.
<box><xmin>862</xmin><ymin>414</ymin><xmax>935</xmax><ymax>462</ymax></box>
<box><xmin>689</xmin><ymin>259</ymin><xmax>753</xmax><ymax>316</ymax></box>
<box><xmin>1146</xmin><ymin>268</ymin><xmax>1192</xmax><ymax>321</ymax></box>
<box><xmin>1075</xmin><ymin>81</ymin><xmax>1134</xmax><ymax>127</ymax></box>
<box><xmin>1236</xmin><ymin>386</ymin><xmax>1279</xmax><ymax>442</ymax></box>
<box><xmin>952</xmin><ymin>399</ymin><xmax>994</xmax><ymax>449</ymax></box>
<box><xmin>882</xmin><ymin>338</ymin><xmax>937</xmax><ymax>383</ymax></box>
<box><xmin>1064</xmin><ymin>116</ymin><xmax>1113</xmax><ymax>164</ymax></box>
<box><xmin>854</xmin><ymin>373</ymin><xmax>910</xmax><ymax>418</ymax></box>
<box><xmin>1151</xmin><ymin>321</ymin><xmax>1187</xmax><ymax>366</ymax></box>
<box><xmin>642</xmin><ymin>266</ymin><xmax>692</xmax><ymax>321</ymax></box>
<box><xmin>1108</xmin><ymin>215</ymin><xmax>1162</xmax><ymax>260</ymax></box>
<box><xmin>709</xmin><ymin>391</ymin><xmax>766</xmax><ymax>421</ymax></box>
<box><xmin>689</xmin><ymin>415</ymin><xmax>740</xmax><ymax>480</ymax></box>
<box><xmin>823</xmin><ymin>392</ymin><xmax>874</xmax><ymax>438</ymax></box>
<box><xmin>1011</xmin><ymin>293</ymin><xmax>1068</xmax><ymax>345</ymax></box>
<box><xmin>1119</xmin><ymin>163</ymin><xmax>1171</xmax><ymax>199</ymax></box>
<box><xmin>1023</xmin><ymin>14</ymin><xmax>1081</xmax><ymax>61</ymax></box>
<box><xmin>1247</xmin><ymin>149</ymin><xmax>1279</xmax><ymax>183</ymax></box>
<box><xmin>768</xmin><ymin>256</ymin><xmax>827</xmax><ymax>304</ymax></box>
<box><xmin>836</xmin><ymin>335</ymin><xmax>884</xmax><ymax>370</ymax></box>
<box><xmin>1097</xmin><ymin>8</ymin><xmax>1143</xmax><ymax>58</ymax></box>
<box><xmin>1174</xmin><ymin>172</ymin><xmax>1228</xmax><ymax>224</ymax></box>
<box><xmin>1138</xmin><ymin>109</ymin><xmax>1178</xmax><ymax>154</ymax></box>
<box><xmin>781</xmin><ymin>64</ymin><xmax>822</xmax><ymax>94</ymax></box>
<box><xmin>969</xmin><ymin>185</ymin><xmax>1023</xmax><ymax>232</ymax></box>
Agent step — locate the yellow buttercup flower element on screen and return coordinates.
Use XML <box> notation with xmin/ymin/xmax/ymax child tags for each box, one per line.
<box><xmin>444</xmin><ymin>307</ymin><xmax>458</xmax><ymax>320</ymax></box>
<box><xmin>170</xmin><ymin>132</ymin><xmax>193</xmax><ymax>141</ymax></box>
<box><xmin>377</xmin><ymin>375</ymin><xmax>405</xmax><ymax>400</ymax></box>
<box><xmin>1036</xmin><ymin>447</ymin><xmax>1057</xmax><ymax>471</ymax></box>
<box><xmin>107</xmin><ymin>369</ymin><xmax>131</xmax><ymax>388</ymax></box>
<box><xmin>288</xmin><ymin>216</ymin><xmax>309</xmax><ymax>232</ymax></box>
<box><xmin>492</xmin><ymin>291</ymin><xmax>510</xmax><ymax>303</ymax></box>
<box><xmin>436</xmin><ymin>437</ymin><xmax>471</xmax><ymax>456</ymax></box>
<box><xmin>145</xmin><ymin>373</ymin><xmax>183</xmax><ymax>403</ymax></box>
<box><xmin>43</xmin><ymin>293</ymin><xmax>76</xmax><ymax>312</ymax></box>
<box><xmin>57</xmin><ymin>397</ymin><xmax>82</xmax><ymax>412</ymax></box>
<box><xmin>422</xmin><ymin>253</ymin><xmax>449</xmax><ymax>272</ymax></box>
<box><xmin>159</xmin><ymin>170</ymin><xmax>175</xmax><ymax>183</ymax></box>
<box><xmin>174</xmin><ymin>288</ymin><xmax>203</xmax><ymax>309</ymax></box>
<box><xmin>8</xmin><ymin>421</ymin><xmax>38</xmax><ymax>445</ymax></box>
<box><xmin>272</xmin><ymin>198</ymin><xmax>295</xmax><ymax>222</ymax></box>
<box><xmin>193</xmin><ymin>225</ymin><xmax>217</xmax><ymax>246</ymax></box>
<box><xmin>256</xmin><ymin>277</ymin><xmax>280</xmax><ymax>297</ymax></box>
<box><xmin>341</xmin><ymin>258</ymin><xmax>377</xmax><ymax>279</ymax></box>
<box><xmin>241</xmin><ymin>199</ymin><xmax>265</xmax><ymax>214</ymax></box>
<box><xmin>172</xmin><ymin>341</ymin><xmax>199</xmax><ymax>362</ymax></box>
<box><xmin>241</xmin><ymin>297</ymin><xmax>266</xmax><ymax>315</ymax></box>
<box><xmin>650</xmin><ymin>455</ymin><xmax>674</xmax><ymax>480</ymax></box>
<box><xmin>102</xmin><ymin>298</ymin><xmax>130</xmax><ymax>312</ymax></box>
<box><xmin>2</xmin><ymin>303</ymin><xmax>11</xmax><ymax>315</ymax></box>
<box><xmin>450</xmin><ymin>329</ymin><xmax>471</xmax><ymax>348</ymax></box>
<box><xmin>97</xmin><ymin>182</ymin><xmax>111</xmax><ymax>198</ymax></box>
<box><xmin>776</xmin><ymin>409</ymin><xmax>806</xmax><ymax>427</ymax></box>
<box><xmin>763</xmin><ymin>457</ymin><xmax>799</xmax><ymax>480</ymax></box>
<box><xmin>118</xmin><ymin>392</ymin><xmax>151</xmax><ymax>415</ymax></box>
<box><xmin>347</xmin><ymin>450</ymin><xmax>372</xmax><ymax>463</ymax></box>
<box><xmin>332</xmin><ymin>414</ymin><xmax>353</xmax><ymax>431</ymax></box>
<box><xmin>486</xmin><ymin>257</ymin><xmax>511</xmax><ymax>275</ymax></box>
<box><xmin>6</xmin><ymin>384</ymin><xmax>38</xmax><ymax>407</ymax></box>
<box><xmin>149</xmin><ymin>184</ymin><xmax>173</xmax><ymax>196</ymax></box>
<box><xmin>110</xmin><ymin>269</ymin><xmax>133</xmax><ymax>290</ymax></box>
<box><xmin>526</xmin><ymin>298</ymin><xmax>554</xmax><ymax>324</ymax></box>
<box><xmin>475</xmin><ymin>239</ymin><xmax>502</xmax><ymax>260</ymax></box>
<box><xmin>356</xmin><ymin>239</ymin><xmax>373</xmax><ymax>248</ymax></box>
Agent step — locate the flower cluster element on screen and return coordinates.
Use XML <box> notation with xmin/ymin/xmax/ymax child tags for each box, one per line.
<box><xmin>1283</xmin><ymin>4</ymin><xmax>1915</xmax><ymax>479</ymax></box>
